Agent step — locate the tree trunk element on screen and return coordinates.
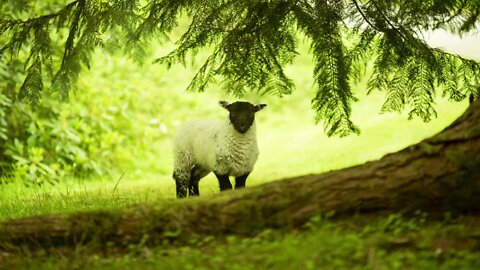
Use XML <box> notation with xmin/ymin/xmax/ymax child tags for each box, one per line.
<box><xmin>1</xmin><ymin>101</ymin><xmax>479</xmax><ymax>251</ymax></box>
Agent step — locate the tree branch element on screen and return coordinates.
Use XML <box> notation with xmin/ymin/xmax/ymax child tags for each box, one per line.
<box><xmin>0</xmin><ymin>0</ymin><xmax>80</xmax><ymax>27</ymax></box>
<box><xmin>351</xmin><ymin>0</ymin><xmax>381</xmax><ymax>32</ymax></box>
<box><xmin>370</xmin><ymin>0</ymin><xmax>408</xmax><ymax>41</ymax></box>
<box><xmin>0</xmin><ymin>0</ymin><xmax>81</xmax><ymax>54</ymax></box>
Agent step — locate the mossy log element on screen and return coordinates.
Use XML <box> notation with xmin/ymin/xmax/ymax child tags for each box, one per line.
<box><xmin>1</xmin><ymin>101</ymin><xmax>479</xmax><ymax>251</ymax></box>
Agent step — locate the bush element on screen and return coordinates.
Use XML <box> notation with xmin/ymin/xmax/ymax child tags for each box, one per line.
<box><xmin>0</xmin><ymin>93</ymin><xmax>131</xmax><ymax>184</ymax></box>
<box><xmin>0</xmin><ymin>48</ymin><xmax>179</xmax><ymax>185</ymax></box>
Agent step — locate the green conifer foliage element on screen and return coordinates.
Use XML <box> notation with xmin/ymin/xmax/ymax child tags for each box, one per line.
<box><xmin>1</xmin><ymin>0</ymin><xmax>479</xmax><ymax>136</ymax></box>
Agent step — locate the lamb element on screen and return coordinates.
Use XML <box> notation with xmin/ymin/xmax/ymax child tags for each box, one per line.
<box><xmin>172</xmin><ymin>100</ymin><xmax>267</xmax><ymax>198</ymax></box>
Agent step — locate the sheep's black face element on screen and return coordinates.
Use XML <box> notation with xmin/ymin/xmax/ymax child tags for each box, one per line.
<box><xmin>220</xmin><ymin>101</ymin><xmax>266</xmax><ymax>134</ymax></box>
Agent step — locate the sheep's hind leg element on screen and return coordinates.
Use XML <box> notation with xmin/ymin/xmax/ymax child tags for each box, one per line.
<box><xmin>173</xmin><ymin>170</ymin><xmax>190</xmax><ymax>198</ymax></box>
<box><xmin>214</xmin><ymin>173</ymin><xmax>232</xmax><ymax>191</ymax></box>
<box><xmin>189</xmin><ymin>166</ymin><xmax>208</xmax><ymax>196</ymax></box>
<box><xmin>176</xmin><ymin>182</ymin><xmax>187</xmax><ymax>198</ymax></box>
<box><xmin>188</xmin><ymin>180</ymin><xmax>199</xmax><ymax>196</ymax></box>
<box><xmin>235</xmin><ymin>173</ymin><xmax>250</xmax><ymax>189</ymax></box>
<box><xmin>174</xmin><ymin>179</ymin><xmax>188</xmax><ymax>198</ymax></box>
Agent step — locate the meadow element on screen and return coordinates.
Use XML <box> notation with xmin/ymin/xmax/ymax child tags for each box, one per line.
<box><xmin>1</xmin><ymin>26</ymin><xmax>479</xmax><ymax>269</ymax></box>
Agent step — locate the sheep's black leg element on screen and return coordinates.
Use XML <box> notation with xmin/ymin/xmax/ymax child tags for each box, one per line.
<box><xmin>188</xmin><ymin>176</ymin><xmax>200</xmax><ymax>197</ymax></box>
<box><xmin>175</xmin><ymin>180</ymin><xmax>187</xmax><ymax>198</ymax></box>
<box><xmin>188</xmin><ymin>180</ymin><xmax>199</xmax><ymax>196</ymax></box>
<box><xmin>214</xmin><ymin>173</ymin><xmax>232</xmax><ymax>191</ymax></box>
<box><xmin>173</xmin><ymin>171</ymin><xmax>188</xmax><ymax>198</ymax></box>
<box><xmin>235</xmin><ymin>173</ymin><xmax>249</xmax><ymax>189</ymax></box>
<box><xmin>189</xmin><ymin>166</ymin><xmax>208</xmax><ymax>196</ymax></box>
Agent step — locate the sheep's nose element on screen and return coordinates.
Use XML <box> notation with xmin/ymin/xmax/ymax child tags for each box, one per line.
<box><xmin>236</xmin><ymin>125</ymin><xmax>248</xmax><ymax>133</ymax></box>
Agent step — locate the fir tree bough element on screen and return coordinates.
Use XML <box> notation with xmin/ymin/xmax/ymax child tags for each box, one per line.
<box><xmin>1</xmin><ymin>0</ymin><xmax>479</xmax><ymax>136</ymax></box>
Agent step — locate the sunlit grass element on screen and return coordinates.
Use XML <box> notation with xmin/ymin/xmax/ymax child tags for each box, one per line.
<box><xmin>0</xmin><ymin>178</ymin><xmax>167</xmax><ymax>221</ymax></box>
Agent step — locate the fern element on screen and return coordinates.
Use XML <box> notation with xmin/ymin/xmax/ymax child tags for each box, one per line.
<box><xmin>1</xmin><ymin>0</ymin><xmax>480</xmax><ymax>136</ymax></box>
<box><xmin>294</xmin><ymin>0</ymin><xmax>359</xmax><ymax>136</ymax></box>
<box><xmin>155</xmin><ymin>0</ymin><xmax>298</xmax><ymax>98</ymax></box>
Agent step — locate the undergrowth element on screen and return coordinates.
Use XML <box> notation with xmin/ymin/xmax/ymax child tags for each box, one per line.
<box><xmin>1</xmin><ymin>213</ymin><xmax>479</xmax><ymax>270</ymax></box>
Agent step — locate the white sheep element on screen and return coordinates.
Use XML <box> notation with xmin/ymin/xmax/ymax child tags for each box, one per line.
<box><xmin>172</xmin><ymin>100</ymin><xmax>267</xmax><ymax>198</ymax></box>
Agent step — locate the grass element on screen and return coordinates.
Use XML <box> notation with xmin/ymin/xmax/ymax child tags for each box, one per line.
<box><xmin>0</xmin><ymin>177</ymin><xmax>171</xmax><ymax>221</ymax></box>
<box><xmin>2</xmin><ymin>213</ymin><xmax>480</xmax><ymax>269</ymax></box>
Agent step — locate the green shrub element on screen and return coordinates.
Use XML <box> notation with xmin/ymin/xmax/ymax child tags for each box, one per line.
<box><xmin>0</xmin><ymin>48</ymin><xmax>179</xmax><ymax>184</ymax></box>
<box><xmin>1</xmin><ymin>94</ymin><xmax>130</xmax><ymax>184</ymax></box>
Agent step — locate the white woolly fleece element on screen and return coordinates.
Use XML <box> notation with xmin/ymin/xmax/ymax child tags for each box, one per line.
<box><xmin>173</xmin><ymin>119</ymin><xmax>259</xmax><ymax>183</ymax></box>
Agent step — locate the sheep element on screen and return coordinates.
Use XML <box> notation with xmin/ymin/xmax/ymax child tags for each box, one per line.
<box><xmin>172</xmin><ymin>100</ymin><xmax>267</xmax><ymax>198</ymax></box>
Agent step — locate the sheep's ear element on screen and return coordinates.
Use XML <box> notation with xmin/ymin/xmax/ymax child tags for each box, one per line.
<box><xmin>219</xmin><ymin>100</ymin><xmax>230</xmax><ymax>110</ymax></box>
<box><xmin>255</xmin><ymin>103</ymin><xmax>267</xmax><ymax>112</ymax></box>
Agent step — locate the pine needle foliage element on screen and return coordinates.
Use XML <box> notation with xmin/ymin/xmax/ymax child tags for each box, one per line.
<box><xmin>1</xmin><ymin>0</ymin><xmax>479</xmax><ymax>136</ymax></box>
<box><xmin>153</xmin><ymin>0</ymin><xmax>298</xmax><ymax>97</ymax></box>
<box><xmin>1</xmin><ymin>0</ymin><xmax>143</xmax><ymax>100</ymax></box>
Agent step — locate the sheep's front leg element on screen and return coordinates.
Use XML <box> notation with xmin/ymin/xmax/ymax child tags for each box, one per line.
<box><xmin>214</xmin><ymin>173</ymin><xmax>232</xmax><ymax>191</ymax></box>
<box><xmin>235</xmin><ymin>173</ymin><xmax>249</xmax><ymax>189</ymax></box>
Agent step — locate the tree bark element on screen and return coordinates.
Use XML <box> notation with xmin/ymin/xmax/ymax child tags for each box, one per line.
<box><xmin>1</xmin><ymin>101</ymin><xmax>479</xmax><ymax>251</ymax></box>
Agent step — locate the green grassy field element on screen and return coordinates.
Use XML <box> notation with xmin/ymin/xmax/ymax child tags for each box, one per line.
<box><xmin>1</xmin><ymin>27</ymin><xmax>478</xmax><ymax>269</ymax></box>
